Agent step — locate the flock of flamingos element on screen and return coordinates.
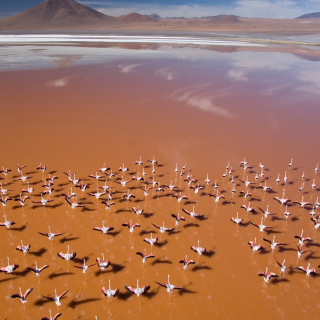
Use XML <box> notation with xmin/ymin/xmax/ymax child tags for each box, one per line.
<box><xmin>0</xmin><ymin>156</ymin><xmax>320</xmax><ymax>319</ymax></box>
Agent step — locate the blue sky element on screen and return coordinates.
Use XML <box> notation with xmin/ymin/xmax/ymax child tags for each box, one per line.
<box><xmin>1</xmin><ymin>0</ymin><xmax>319</xmax><ymax>19</ymax></box>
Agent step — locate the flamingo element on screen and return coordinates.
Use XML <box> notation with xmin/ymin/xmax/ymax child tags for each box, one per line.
<box><xmin>284</xmin><ymin>171</ymin><xmax>288</xmax><ymax>183</ymax></box>
<box><xmin>210</xmin><ymin>190</ymin><xmax>225</xmax><ymax>202</ymax></box>
<box><xmin>101</xmin><ymin>200</ymin><xmax>115</xmax><ymax>210</ymax></box>
<box><xmin>74</xmin><ymin>259</ymin><xmax>96</xmax><ymax>273</ymax></box>
<box><xmin>259</xmin><ymin>267</ymin><xmax>277</xmax><ymax>283</ymax></box>
<box><xmin>294</xmin><ymin>196</ymin><xmax>311</xmax><ymax>208</ymax></box>
<box><xmin>125</xmin><ymin>279</ymin><xmax>150</xmax><ymax>296</ymax></box>
<box><xmin>179</xmin><ymin>255</ymin><xmax>196</xmax><ymax>270</ymax></box>
<box><xmin>28</xmin><ymin>261</ymin><xmax>49</xmax><ymax>276</ymax></box>
<box><xmin>75</xmin><ymin>180</ymin><xmax>90</xmax><ymax>191</ymax></box>
<box><xmin>14</xmin><ymin>172</ymin><xmax>31</xmax><ymax>182</ymax></box>
<box><xmin>240</xmin><ymin>157</ymin><xmax>247</xmax><ymax>167</ymax></box>
<box><xmin>190</xmin><ymin>183</ymin><xmax>204</xmax><ymax>194</ymax></box>
<box><xmin>184</xmin><ymin>176</ymin><xmax>196</xmax><ymax>185</ymax></box>
<box><xmin>250</xmin><ymin>218</ymin><xmax>272</xmax><ymax>232</ymax></box>
<box><xmin>37</xmin><ymin>163</ymin><xmax>46</xmax><ymax>171</ymax></box>
<box><xmin>96</xmin><ymin>253</ymin><xmax>111</xmax><ymax>270</ymax></box>
<box><xmin>42</xmin><ymin>289</ymin><xmax>68</xmax><ymax>306</ymax></box>
<box><xmin>99</xmin><ymin>163</ymin><xmax>110</xmax><ymax>172</ymax></box>
<box><xmin>135</xmin><ymin>156</ymin><xmax>143</xmax><ymax>165</ymax></box>
<box><xmin>107</xmin><ymin>169</ymin><xmax>115</xmax><ymax>178</ymax></box>
<box><xmin>122</xmin><ymin>220</ymin><xmax>140</xmax><ymax>233</ymax></box>
<box><xmin>171</xmin><ymin>212</ymin><xmax>186</xmax><ymax>226</ymax></box>
<box><xmin>296</xmin><ymin>263</ymin><xmax>316</xmax><ymax>277</ymax></box>
<box><xmin>311</xmin><ymin>217</ymin><xmax>320</xmax><ymax>229</ymax></box>
<box><xmin>239</xmin><ymin>177</ymin><xmax>255</xmax><ymax>187</ymax></box>
<box><xmin>155</xmin><ymin>184</ymin><xmax>164</xmax><ymax>193</ymax></box>
<box><xmin>155</xmin><ymin>275</ymin><xmax>182</xmax><ymax>296</ymax></box>
<box><xmin>147</xmin><ymin>177</ymin><xmax>158</xmax><ymax>187</ymax></box>
<box><xmin>191</xmin><ymin>240</ymin><xmax>206</xmax><ymax>255</ymax></box>
<box><xmin>288</xmin><ymin>158</ymin><xmax>293</xmax><ymax>167</ymax></box>
<box><xmin>14</xmin><ymin>194</ymin><xmax>30</xmax><ymax>206</ymax></box>
<box><xmin>283</xmin><ymin>205</ymin><xmax>291</xmax><ymax>220</ymax></box>
<box><xmin>57</xmin><ymin>246</ymin><xmax>76</xmax><ymax>261</ymax></box>
<box><xmin>21</xmin><ymin>181</ymin><xmax>34</xmax><ymax>194</ymax></box>
<box><xmin>276</xmin><ymin>173</ymin><xmax>280</xmax><ymax>183</ymax></box>
<box><xmin>43</xmin><ymin>186</ymin><xmax>54</xmax><ymax>195</ymax></box>
<box><xmin>299</xmin><ymin>183</ymin><xmax>305</xmax><ymax>191</ymax></box>
<box><xmin>114</xmin><ymin>179</ymin><xmax>130</xmax><ymax>187</ymax></box>
<box><xmin>140</xmin><ymin>185</ymin><xmax>152</xmax><ymax>196</ymax></box>
<box><xmin>102</xmin><ymin>280</ymin><xmax>119</xmax><ymax>297</ymax></box>
<box><xmin>231</xmin><ymin>212</ymin><xmax>243</xmax><ymax>224</ymax></box>
<box><xmin>87</xmin><ymin>188</ymin><xmax>106</xmax><ymax>199</ymax></box>
<box><xmin>132</xmin><ymin>173</ymin><xmax>144</xmax><ymax>182</ymax></box>
<box><xmin>263</xmin><ymin>236</ymin><xmax>287</xmax><ymax>251</ymax></box>
<box><xmin>132</xmin><ymin>205</ymin><xmax>143</xmax><ymax>215</ymax></box>
<box><xmin>152</xmin><ymin>222</ymin><xmax>174</xmax><ymax>233</ymax></box>
<box><xmin>41</xmin><ymin>309</ymin><xmax>62</xmax><ymax>320</ymax></box>
<box><xmin>0</xmin><ymin>215</ymin><xmax>15</xmax><ymax>229</ymax></box>
<box><xmin>297</xmin><ymin>244</ymin><xmax>308</xmax><ymax>260</ymax></box>
<box><xmin>182</xmin><ymin>206</ymin><xmax>204</xmax><ymax>219</ymax></box>
<box><xmin>63</xmin><ymin>170</ymin><xmax>75</xmax><ymax>179</ymax></box>
<box><xmin>241</xmin><ymin>202</ymin><xmax>255</xmax><ymax>213</ymax></box>
<box><xmin>0</xmin><ymin>182</ymin><xmax>8</xmax><ymax>195</ymax></box>
<box><xmin>39</xmin><ymin>226</ymin><xmax>63</xmax><ymax>240</ymax></box>
<box><xmin>310</xmin><ymin>207</ymin><xmax>316</xmax><ymax>217</ymax></box>
<box><xmin>11</xmin><ymin>287</ymin><xmax>33</xmax><ymax>304</ymax></box>
<box><xmin>144</xmin><ymin>233</ymin><xmax>158</xmax><ymax>246</ymax></box>
<box><xmin>123</xmin><ymin>189</ymin><xmax>135</xmax><ymax>200</ymax></box>
<box><xmin>32</xmin><ymin>193</ymin><xmax>54</xmax><ymax>206</ymax></box>
<box><xmin>136</xmin><ymin>249</ymin><xmax>155</xmax><ymax>263</ymax></box>
<box><xmin>258</xmin><ymin>182</ymin><xmax>273</xmax><ymax>192</ymax></box>
<box><xmin>173</xmin><ymin>192</ymin><xmax>188</xmax><ymax>203</ymax></box>
<box><xmin>0</xmin><ymin>257</ymin><xmax>19</xmax><ymax>273</ymax></box>
<box><xmin>89</xmin><ymin>172</ymin><xmax>104</xmax><ymax>180</ymax></box>
<box><xmin>274</xmin><ymin>192</ymin><xmax>291</xmax><ymax>205</ymax></box>
<box><xmin>315</xmin><ymin>164</ymin><xmax>319</xmax><ymax>173</ymax></box>
<box><xmin>69</xmin><ymin>174</ymin><xmax>79</xmax><ymax>185</ymax></box>
<box><xmin>248</xmin><ymin>238</ymin><xmax>263</xmax><ymax>252</ymax></box>
<box><xmin>142</xmin><ymin>167</ymin><xmax>146</xmax><ymax>176</ymax></box>
<box><xmin>0</xmin><ymin>195</ymin><xmax>12</xmax><ymax>206</ymax></box>
<box><xmin>16</xmin><ymin>240</ymin><xmax>30</xmax><ymax>253</ymax></box>
<box><xmin>205</xmin><ymin>174</ymin><xmax>210</xmax><ymax>185</ymax></box>
<box><xmin>46</xmin><ymin>174</ymin><xmax>58</xmax><ymax>183</ymax></box>
<box><xmin>312</xmin><ymin>179</ymin><xmax>316</xmax><ymax>190</ymax></box>
<box><xmin>16</xmin><ymin>164</ymin><xmax>26</xmax><ymax>173</ymax></box>
<box><xmin>93</xmin><ymin>222</ymin><xmax>114</xmax><ymax>234</ymax></box>
<box><xmin>258</xmin><ymin>205</ymin><xmax>276</xmax><ymax>219</ymax></box>
<box><xmin>295</xmin><ymin>230</ymin><xmax>312</xmax><ymax>247</ymax></box>
<box><xmin>239</xmin><ymin>190</ymin><xmax>252</xmax><ymax>198</ymax></box>
<box><xmin>64</xmin><ymin>196</ymin><xmax>84</xmax><ymax>208</ymax></box>
<box><xmin>119</xmin><ymin>163</ymin><xmax>129</xmax><ymax>172</ymax></box>
<box><xmin>274</xmin><ymin>257</ymin><xmax>290</xmax><ymax>277</ymax></box>
<box><xmin>147</xmin><ymin>157</ymin><xmax>157</xmax><ymax>165</ymax></box>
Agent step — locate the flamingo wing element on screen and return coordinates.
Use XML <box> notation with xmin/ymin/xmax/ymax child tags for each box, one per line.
<box><xmin>24</xmin><ymin>288</ymin><xmax>34</xmax><ymax>298</ymax></box>
<box><xmin>125</xmin><ymin>286</ymin><xmax>136</xmax><ymax>294</ymax></box>
<box><xmin>59</xmin><ymin>290</ymin><xmax>68</xmax><ymax>298</ymax></box>
<box><xmin>155</xmin><ymin>281</ymin><xmax>167</xmax><ymax>288</ymax></box>
<box><xmin>42</xmin><ymin>295</ymin><xmax>55</xmax><ymax>301</ymax></box>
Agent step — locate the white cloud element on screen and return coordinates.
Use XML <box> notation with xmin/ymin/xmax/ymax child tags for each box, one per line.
<box><xmin>79</xmin><ymin>0</ymin><xmax>320</xmax><ymax>19</ymax></box>
<box><xmin>172</xmin><ymin>84</ymin><xmax>234</xmax><ymax>119</ymax></box>
<box><xmin>118</xmin><ymin>63</ymin><xmax>143</xmax><ymax>73</ymax></box>
<box><xmin>295</xmin><ymin>68</ymin><xmax>320</xmax><ymax>95</ymax></box>
<box><xmin>226</xmin><ymin>69</ymin><xmax>248</xmax><ymax>82</ymax></box>
<box><xmin>156</xmin><ymin>68</ymin><xmax>175</xmax><ymax>80</ymax></box>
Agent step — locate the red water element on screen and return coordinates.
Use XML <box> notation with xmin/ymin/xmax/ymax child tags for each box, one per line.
<box><xmin>1</xmin><ymin>48</ymin><xmax>320</xmax><ymax>320</ymax></box>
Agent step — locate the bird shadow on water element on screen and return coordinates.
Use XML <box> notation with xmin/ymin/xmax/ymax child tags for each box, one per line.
<box><xmin>178</xmin><ymin>285</ymin><xmax>197</xmax><ymax>296</ymax></box>
<box><xmin>151</xmin><ymin>257</ymin><xmax>172</xmax><ymax>266</ymax></box>
<box><xmin>116</xmin><ymin>291</ymin><xmax>132</xmax><ymax>301</ymax></box>
<box><xmin>203</xmin><ymin>249</ymin><xmax>215</xmax><ymax>258</ymax></box>
<box><xmin>48</xmin><ymin>271</ymin><xmax>75</xmax><ymax>279</ymax></box>
<box><xmin>191</xmin><ymin>264</ymin><xmax>212</xmax><ymax>272</ymax></box>
<box><xmin>29</xmin><ymin>247</ymin><xmax>47</xmax><ymax>257</ymax></box>
<box><xmin>68</xmin><ymin>298</ymin><xmax>102</xmax><ymax>309</ymax></box>
<box><xmin>183</xmin><ymin>222</ymin><xmax>200</xmax><ymax>229</ymax></box>
<box><xmin>154</xmin><ymin>240</ymin><xmax>168</xmax><ymax>248</ymax></box>
<box><xmin>34</xmin><ymin>298</ymin><xmax>52</xmax><ymax>307</ymax></box>
<box><xmin>14</xmin><ymin>268</ymin><xmax>32</xmax><ymax>277</ymax></box>
<box><xmin>271</xmin><ymin>277</ymin><xmax>290</xmax><ymax>285</ymax></box>
<box><xmin>59</xmin><ymin>236</ymin><xmax>80</xmax><ymax>244</ymax></box>
<box><xmin>143</xmin><ymin>288</ymin><xmax>158</xmax><ymax>299</ymax></box>
<box><xmin>11</xmin><ymin>225</ymin><xmax>27</xmax><ymax>232</ymax></box>
<box><xmin>0</xmin><ymin>276</ymin><xmax>18</xmax><ymax>283</ymax></box>
<box><xmin>111</xmin><ymin>263</ymin><xmax>125</xmax><ymax>273</ymax></box>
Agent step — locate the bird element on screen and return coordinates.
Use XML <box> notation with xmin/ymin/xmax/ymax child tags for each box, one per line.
<box><xmin>284</xmin><ymin>171</ymin><xmax>288</xmax><ymax>183</ymax></box>
<box><xmin>250</xmin><ymin>218</ymin><xmax>272</xmax><ymax>232</ymax></box>
<box><xmin>0</xmin><ymin>195</ymin><xmax>12</xmax><ymax>206</ymax></box>
<box><xmin>241</xmin><ymin>202</ymin><xmax>255</xmax><ymax>213</ymax></box>
<box><xmin>11</xmin><ymin>287</ymin><xmax>34</xmax><ymax>304</ymax></box>
<box><xmin>210</xmin><ymin>190</ymin><xmax>225</xmax><ymax>202</ymax></box>
<box><xmin>87</xmin><ymin>188</ymin><xmax>107</xmax><ymax>199</ymax></box>
<box><xmin>239</xmin><ymin>177</ymin><xmax>255</xmax><ymax>187</ymax></box>
<box><xmin>64</xmin><ymin>196</ymin><xmax>84</xmax><ymax>208</ymax></box>
<box><xmin>163</xmin><ymin>180</ymin><xmax>177</xmax><ymax>191</ymax></box>
<box><xmin>147</xmin><ymin>177</ymin><xmax>158</xmax><ymax>187</ymax></box>
<box><xmin>0</xmin><ymin>257</ymin><xmax>19</xmax><ymax>273</ymax></box>
<box><xmin>0</xmin><ymin>215</ymin><xmax>15</xmax><ymax>229</ymax></box>
<box><xmin>294</xmin><ymin>196</ymin><xmax>311</xmax><ymax>208</ymax></box>
<box><xmin>283</xmin><ymin>205</ymin><xmax>291</xmax><ymax>220</ymax></box>
<box><xmin>63</xmin><ymin>170</ymin><xmax>75</xmax><ymax>179</ymax></box>
<box><xmin>213</xmin><ymin>180</ymin><xmax>218</xmax><ymax>189</ymax></box>
<box><xmin>179</xmin><ymin>255</ymin><xmax>196</xmax><ymax>270</ymax></box>
<box><xmin>231</xmin><ymin>212</ymin><xmax>243</xmax><ymax>224</ymax></box>
<box><xmin>274</xmin><ymin>192</ymin><xmax>291</xmax><ymax>205</ymax></box>
<box><xmin>96</xmin><ymin>253</ymin><xmax>111</xmax><ymax>270</ymax></box>
<box><xmin>297</xmin><ymin>244</ymin><xmax>308</xmax><ymax>260</ymax></box>
<box><xmin>135</xmin><ymin>157</ymin><xmax>143</xmax><ymax>166</ymax></box>
<box><xmin>312</xmin><ymin>179</ymin><xmax>316</xmax><ymax>190</ymax></box>
<box><xmin>263</xmin><ymin>236</ymin><xmax>287</xmax><ymax>251</ymax></box>
<box><xmin>39</xmin><ymin>226</ymin><xmax>63</xmax><ymax>240</ymax></box>
<box><xmin>299</xmin><ymin>182</ymin><xmax>305</xmax><ymax>192</ymax></box>
<box><xmin>155</xmin><ymin>184</ymin><xmax>164</xmax><ymax>193</ymax></box>
<box><xmin>101</xmin><ymin>200</ymin><xmax>115</xmax><ymax>210</ymax></box>
<box><xmin>43</xmin><ymin>186</ymin><xmax>54</xmax><ymax>195</ymax></box>
<box><xmin>239</xmin><ymin>190</ymin><xmax>252</xmax><ymax>198</ymax></box>
<box><xmin>248</xmin><ymin>238</ymin><xmax>263</xmax><ymax>252</ymax></box>
<box><xmin>147</xmin><ymin>156</ymin><xmax>157</xmax><ymax>165</ymax></box>
<box><xmin>107</xmin><ymin>169</ymin><xmax>115</xmax><ymax>178</ymax></box>
<box><xmin>125</xmin><ymin>279</ymin><xmax>150</xmax><ymax>296</ymax></box>
<box><xmin>182</xmin><ymin>206</ymin><xmax>203</xmax><ymax>219</ymax></box>
<box><xmin>14</xmin><ymin>172</ymin><xmax>31</xmax><ymax>182</ymax></box>
<box><xmin>173</xmin><ymin>192</ymin><xmax>188</xmax><ymax>203</ymax></box>
<box><xmin>258</xmin><ymin>182</ymin><xmax>273</xmax><ymax>192</ymax></box>
<box><xmin>132</xmin><ymin>205</ymin><xmax>143</xmax><ymax>215</ymax></box>
<box><xmin>32</xmin><ymin>193</ymin><xmax>54</xmax><ymax>206</ymax></box>
<box><xmin>75</xmin><ymin>180</ymin><xmax>90</xmax><ymax>191</ymax></box>
<box><xmin>132</xmin><ymin>173</ymin><xmax>144</xmax><ymax>182</ymax></box>
<box><xmin>240</xmin><ymin>157</ymin><xmax>248</xmax><ymax>167</ymax></box>
<box><xmin>136</xmin><ymin>249</ymin><xmax>155</xmax><ymax>263</ymax></box>
<box><xmin>296</xmin><ymin>263</ymin><xmax>316</xmax><ymax>277</ymax></box>
<box><xmin>89</xmin><ymin>172</ymin><xmax>104</xmax><ymax>180</ymax></box>
<box><xmin>69</xmin><ymin>174</ymin><xmax>79</xmax><ymax>185</ymax></box>
<box><xmin>16</xmin><ymin>240</ymin><xmax>30</xmax><ymax>253</ymax></box>
<box><xmin>27</xmin><ymin>261</ymin><xmax>49</xmax><ymax>276</ymax></box>
<box><xmin>16</xmin><ymin>164</ymin><xmax>26</xmax><ymax>173</ymax></box>
<box><xmin>93</xmin><ymin>222</ymin><xmax>114</xmax><ymax>234</ymax></box>
<box><xmin>37</xmin><ymin>163</ymin><xmax>46</xmax><ymax>171</ymax></box>
<box><xmin>152</xmin><ymin>222</ymin><xmax>174</xmax><ymax>233</ymax></box>
<box><xmin>171</xmin><ymin>212</ymin><xmax>186</xmax><ymax>226</ymax></box>
<box><xmin>99</xmin><ymin>163</ymin><xmax>110</xmax><ymax>172</ymax></box>
<box><xmin>123</xmin><ymin>189</ymin><xmax>135</xmax><ymax>200</ymax></box>
<box><xmin>205</xmin><ymin>174</ymin><xmax>210</xmax><ymax>185</ymax></box>
<box><xmin>42</xmin><ymin>289</ymin><xmax>68</xmax><ymax>306</ymax></box>
<box><xmin>288</xmin><ymin>158</ymin><xmax>293</xmax><ymax>167</ymax></box>
<box><xmin>258</xmin><ymin>205</ymin><xmax>276</xmax><ymax>219</ymax></box>
<box><xmin>184</xmin><ymin>176</ymin><xmax>196</xmax><ymax>185</ymax></box>
<box><xmin>122</xmin><ymin>220</ymin><xmax>140</xmax><ymax>233</ymax></box>
<box><xmin>191</xmin><ymin>240</ymin><xmax>206</xmax><ymax>255</ymax></box>
<box><xmin>14</xmin><ymin>194</ymin><xmax>30</xmax><ymax>206</ymax></box>
<box><xmin>295</xmin><ymin>230</ymin><xmax>312</xmax><ymax>247</ymax></box>
<box><xmin>274</xmin><ymin>257</ymin><xmax>290</xmax><ymax>277</ymax></box>
<box><xmin>41</xmin><ymin>309</ymin><xmax>62</xmax><ymax>320</ymax></box>
<box><xmin>140</xmin><ymin>185</ymin><xmax>152</xmax><ymax>196</ymax></box>
<box><xmin>119</xmin><ymin>163</ymin><xmax>129</xmax><ymax>172</ymax></box>
<box><xmin>57</xmin><ymin>246</ymin><xmax>76</xmax><ymax>261</ymax></box>
<box><xmin>155</xmin><ymin>275</ymin><xmax>182</xmax><ymax>294</ymax></box>
<box><xmin>276</xmin><ymin>173</ymin><xmax>280</xmax><ymax>183</ymax></box>
<box><xmin>311</xmin><ymin>217</ymin><xmax>320</xmax><ymax>229</ymax></box>
<box><xmin>102</xmin><ymin>280</ymin><xmax>119</xmax><ymax>297</ymax></box>
<box><xmin>255</xmin><ymin>171</ymin><xmax>259</xmax><ymax>181</ymax></box>
<box><xmin>46</xmin><ymin>174</ymin><xmax>58</xmax><ymax>183</ymax></box>
<box><xmin>190</xmin><ymin>183</ymin><xmax>204</xmax><ymax>194</ymax></box>
<box><xmin>21</xmin><ymin>181</ymin><xmax>34</xmax><ymax>193</ymax></box>
<box><xmin>74</xmin><ymin>259</ymin><xmax>96</xmax><ymax>273</ymax></box>
<box><xmin>259</xmin><ymin>267</ymin><xmax>277</xmax><ymax>283</ymax></box>
<box><xmin>310</xmin><ymin>207</ymin><xmax>316</xmax><ymax>217</ymax></box>
<box><xmin>144</xmin><ymin>233</ymin><xmax>158</xmax><ymax>246</ymax></box>
<box><xmin>114</xmin><ymin>179</ymin><xmax>130</xmax><ymax>187</ymax></box>
<box><xmin>0</xmin><ymin>182</ymin><xmax>8</xmax><ymax>195</ymax></box>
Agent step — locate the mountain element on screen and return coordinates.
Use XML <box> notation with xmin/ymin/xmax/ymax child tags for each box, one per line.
<box><xmin>0</xmin><ymin>0</ymin><xmax>116</xmax><ymax>29</ymax></box>
<box><xmin>296</xmin><ymin>12</ymin><xmax>320</xmax><ymax>19</ymax></box>
<box><xmin>117</xmin><ymin>13</ymin><xmax>154</xmax><ymax>24</ymax></box>
<box><xmin>148</xmin><ymin>14</ymin><xmax>162</xmax><ymax>20</ymax></box>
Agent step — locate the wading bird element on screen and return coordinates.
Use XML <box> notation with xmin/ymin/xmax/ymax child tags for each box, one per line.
<box><xmin>16</xmin><ymin>240</ymin><xmax>30</xmax><ymax>253</ymax></box>
<box><xmin>136</xmin><ymin>249</ymin><xmax>155</xmax><ymax>263</ymax></box>
<box><xmin>96</xmin><ymin>253</ymin><xmax>111</xmax><ymax>270</ymax></box>
<box><xmin>125</xmin><ymin>279</ymin><xmax>150</xmax><ymax>296</ymax></box>
<box><xmin>14</xmin><ymin>194</ymin><xmax>30</xmax><ymax>206</ymax></box>
<box><xmin>0</xmin><ymin>257</ymin><xmax>19</xmax><ymax>273</ymax></box>
<box><xmin>155</xmin><ymin>275</ymin><xmax>182</xmax><ymax>297</ymax></box>
<box><xmin>295</xmin><ymin>230</ymin><xmax>312</xmax><ymax>247</ymax></box>
<box><xmin>93</xmin><ymin>222</ymin><xmax>114</xmax><ymax>234</ymax></box>
<box><xmin>258</xmin><ymin>267</ymin><xmax>277</xmax><ymax>283</ymax></box>
<box><xmin>0</xmin><ymin>215</ymin><xmax>15</xmax><ymax>229</ymax></box>
<box><xmin>57</xmin><ymin>246</ymin><xmax>76</xmax><ymax>261</ymax></box>
<box><xmin>248</xmin><ymin>238</ymin><xmax>263</xmax><ymax>252</ymax></box>
<box><xmin>171</xmin><ymin>212</ymin><xmax>186</xmax><ymax>226</ymax></box>
<box><xmin>258</xmin><ymin>205</ymin><xmax>276</xmax><ymax>219</ymax></box>
<box><xmin>250</xmin><ymin>218</ymin><xmax>272</xmax><ymax>233</ymax></box>
<box><xmin>74</xmin><ymin>259</ymin><xmax>96</xmax><ymax>273</ymax></box>
<box><xmin>152</xmin><ymin>222</ymin><xmax>174</xmax><ymax>233</ymax></box>
<box><xmin>144</xmin><ymin>233</ymin><xmax>158</xmax><ymax>246</ymax></box>
<box><xmin>191</xmin><ymin>240</ymin><xmax>206</xmax><ymax>255</ymax></box>
<box><xmin>27</xmin><ymin>261</ymin><xmax>49</xmax><ymax>276</ymax></box>
<box><xmin>39</xmin><ymin>226</ymin><xmax>63</xmax><ymax>240</ymax></box>
<box><xmin>263</xmin><ymin>236</ymin><xmax>287</xmax><ymax>251</ymax></box>
<box><xmin>274</xmin><ymin>257</ymin><xmax>290</xmax><ymax>278</ymax></box>
<box><xmin>231</xmin><ymin>212</ymin><xmax>243</xmax><ymax>224</ymax></box>
<box><xmin>102</xmin><ymin>280</ymin><xmax>119</xmax><ymax>297</ymax></box>
<box><xmin>179</xmin><ymin>255</ymin><xmax>196</xmax><ymax>270</ymax></box>
<box><xmin>173</xmin><ymin>192</ymin><xmax>188</xmax><ymax>203</ymax></box>
<box><xmin>182</xmin><ymin>206</ymin><xmax>203</xmax><ymax>219</ymax></box>
<box><xmin>42</xmin><ymin>289</ymin><xmax>68</xmax><ymax>307</ymax></box>
<box><xmin>41</xmin><ymin>309</ymin><xmax>62</xmax><ymax>320</ymax></box>
<box><xmin>296</xmin><ymin>263</ymin><xmax>316</xmax><ymax>277</ymax></box>
<box><xmin>0</xmin><ymin>195</ymin><xmax>12</xmax><ymax>206</ymax></box>
<box><xmin>32</xmin><ymin>193</ymin><xmax>54</xmax><ymax>206</ymax></box>
<box><xmin>11</xmin><ymin>287</ymin><xmax>33</xmax><ymax>304</ymax></box>
<box><xmin>132</xmin><ymin>206</ymin><xmax>143</xmax><ymax>215</ymax></box>
<box><xmin>122</xmin><ymin>220</ymin><xmax>140</xmax><ymax>233</ymax></box>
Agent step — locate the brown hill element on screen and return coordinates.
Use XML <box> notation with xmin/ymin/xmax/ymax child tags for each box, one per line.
<box><xmin>117</xmin><ymin>12</ymin><xmax>154</xmax><ymax>24</ymax></box>
<box><xmin>0</xmin><ymin>0</ymin><xmax>116</xmax><ymax>29</ymax></box>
